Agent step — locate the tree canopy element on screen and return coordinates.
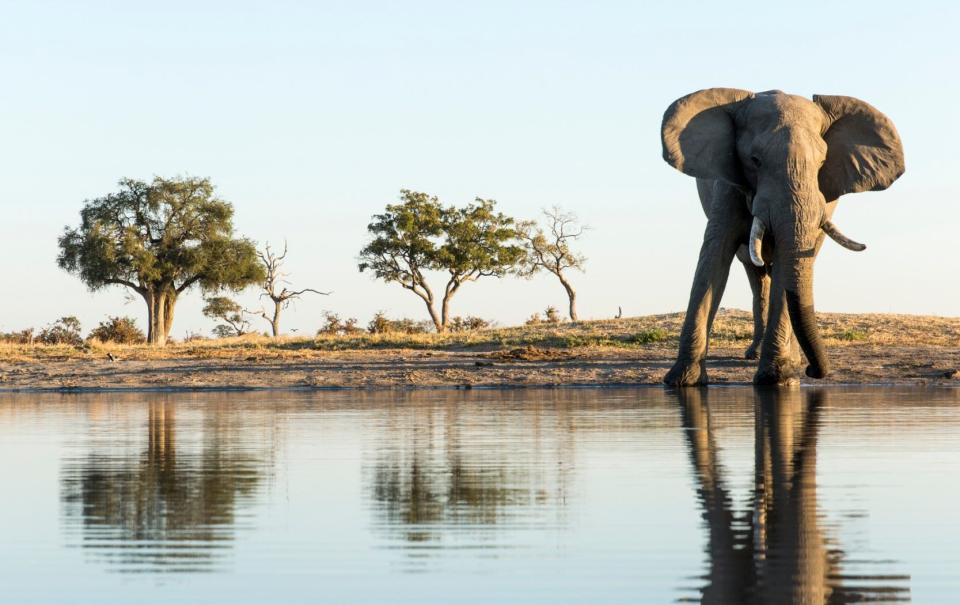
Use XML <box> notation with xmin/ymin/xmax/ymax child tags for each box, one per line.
<box><xmin>359</xmin><ymin>190</ymin><xmax>524</xmax><ymax>331</ymax></box>
<box><xmin>57</xmin><ymin>176</ymin><xmax>265</xmax><ymax>345</ymax></box>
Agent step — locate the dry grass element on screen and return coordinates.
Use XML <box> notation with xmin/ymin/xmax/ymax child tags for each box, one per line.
<box><xmin>2</xmin><ymin>308</ymin><xmax>959</xmax><ymax>363</ymax></box>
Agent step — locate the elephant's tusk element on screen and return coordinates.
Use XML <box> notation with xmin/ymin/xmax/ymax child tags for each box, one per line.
<box><xmin>749</xmin><ymin>216</ymin><xmax>766</xmax><ymax>267</ymax></box>
<box><xmin>822</xmin><ymin>220</ymin><xmax>866</xmax><ymax>252</ymax></box>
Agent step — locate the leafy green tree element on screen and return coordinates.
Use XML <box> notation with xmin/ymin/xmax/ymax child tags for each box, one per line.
<box><xmin>202</xmin><ymin>296</ymin><xmax>251</xmax><ymax>338</ymax></box>
<box><xmin>358</xmin><ymin>190</ymin><xmax>525</xmax><ymax>332</ymax></box>
<box><xmin>58</xmin><ymin>177</ymin><xmax>265</xmax><ymax>345</ymax></box>
<box><xmin>518</xmin><ymin>207</ymin><xmax>587</xmax><ymax>321</ymax></box>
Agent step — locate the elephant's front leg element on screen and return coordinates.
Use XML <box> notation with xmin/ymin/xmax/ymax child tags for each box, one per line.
<box><xmin>665</xmin><ymin>196</ymin><xmax>749</xmax><ymax>386</ymax></box>
<box><xmin>736</xmin><ymin>247</ymin><xmax>769</xmax><ymax>360</ymax></box>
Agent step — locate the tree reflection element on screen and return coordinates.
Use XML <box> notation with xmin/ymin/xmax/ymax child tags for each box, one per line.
<box><xmin>677</xmin><ymin>388</ymin><xmax>910</xmax><ymax>604</ymax></box>
<box><xmin>60</xmin><ymin>397</ymin><xmax>274</xmax><ymax>573</ymax></box>
<box><xmin>367</xmin><ymin>395</ymin><xmax>572</xmax><ymax>549</ymax></box>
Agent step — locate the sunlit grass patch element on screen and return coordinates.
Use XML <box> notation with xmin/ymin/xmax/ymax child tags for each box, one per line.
<box><xmin>628</xmin><ymin>328</ymin><xmax>672</xmax><ymax>345</ymax></box>
<box><xmin>2</xmin><ymin>309</ymin><xmax>959</xmax><ymax>363</ymax></box>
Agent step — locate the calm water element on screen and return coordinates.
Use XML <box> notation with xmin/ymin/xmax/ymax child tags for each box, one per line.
<box><xmin>0</xmin><ymin>387</ymin><xmax>957</xmax><ymax>604</ymax></box>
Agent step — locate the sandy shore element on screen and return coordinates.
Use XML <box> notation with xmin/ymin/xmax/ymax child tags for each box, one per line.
<box><xmin>3</xmin><ymin>344</ymin><xmax>960</xmax><ymax>391</ymax></box>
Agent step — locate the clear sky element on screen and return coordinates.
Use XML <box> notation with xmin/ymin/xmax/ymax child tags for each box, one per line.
<box><xmin>1</xmin><ymin>0</ymin><xmax>956</xmax><ymax>337</ymax></box>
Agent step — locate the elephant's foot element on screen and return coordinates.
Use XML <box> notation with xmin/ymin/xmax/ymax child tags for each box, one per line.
<box><xmin>753</xmin><ymin>358</ymin><xmax>802</xmax><ymax>386</ymax></box>
<box><xmin>744</xmin><ymin>341</ymin><xmax>761</xmax><ymax>360</ymax></box>
<box><xmin>664</xmin><ymin>359</ymin><xmax>708</xmax><ymax>386</ymax></box>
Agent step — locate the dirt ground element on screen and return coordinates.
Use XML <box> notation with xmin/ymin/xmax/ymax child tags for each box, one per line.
<box><xmin>2</xmin><ymin>344</ymin><xmax>960</xmax><ymax>391</ymax></box>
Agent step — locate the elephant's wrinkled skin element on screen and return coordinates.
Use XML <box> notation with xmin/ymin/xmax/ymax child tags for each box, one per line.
<box><xmin>661</xmin><ymin>89</ymin><xmax>904</xmax><ymax>385</ymax></box>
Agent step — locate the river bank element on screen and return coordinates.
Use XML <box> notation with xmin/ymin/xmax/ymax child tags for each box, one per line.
<box><xmin>2</xmin><ymin>310</ymin><xmax>959</xmax><ymax>391</ymax></box>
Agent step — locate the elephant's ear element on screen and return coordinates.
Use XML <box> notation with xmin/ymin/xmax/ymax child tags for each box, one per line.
<box><xmin>661</xmin><ymin>88</ymin><xmax>754</xmax><ymax>186</ymax></box>
<box><xmin>814</xmin><ymin>95</ymin><xmax>905</xmax><ymax>202</ymax></box>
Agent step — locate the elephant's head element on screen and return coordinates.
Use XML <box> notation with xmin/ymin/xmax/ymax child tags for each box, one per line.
<box><xmin>662</xmin><ymin>89</ymin><xmax>904</xmax><ymax>378</ymax></box>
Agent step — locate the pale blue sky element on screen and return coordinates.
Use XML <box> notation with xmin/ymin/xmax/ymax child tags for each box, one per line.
<box><xmin>1</xmin><ymin>1</ymin><xmax>956</xmax><ymax>337</ymax></box>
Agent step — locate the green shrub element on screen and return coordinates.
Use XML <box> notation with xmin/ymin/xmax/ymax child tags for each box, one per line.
<box><xmin>544</xmin><ymin>306</ymin><xmax>562</xmax><ymax>324</ymax></box>
<box><xmin>211</xmin><ymin>325</ymin><xmax>236</xmax><ymax>339</ymax></box>
<box><xmin>366</xmin><ymin>311</ymin><xmax>432</xmax><ymax>335</ymax></box>
<box><xmin>836</xmin><ymin>329</ymin><xmax>869</xmax><ymax>342</ymax></box>
<box><xmin>525</xmin><ymin>306</ymin><xmax>562</xmax><ymax>326</ymax></box>
<box><xmin>629</xmin><ymin>328</ymin><xmax>671</xmax><ymax>345</ymax></box>
<box><xmin>562</xmin><ymin>335</ymin><xmax>616</xmax><ymax>347</ymax></box>
<box><xmin>89</xmin><ymin>316</ymin><xmax>146</xmax><ymax>344</ymax></box>
<box><xmin>38</xmin><ymin>316</ymin><xmax>84</xmax><ymax>346</ymax></box>
<box><xmin>318</xmin><ymin>312</ymin><xmax>362</xmax><ymax>336</ymax></box>
<box><xmin>0</xmin><ymin>328</ymin><xmax>34</xmax><ymax>344</ymax></box>
<box><xmin>447</xmin><ymin>316</ymin><xmax>492</xmax><ymax>332</ymax></box>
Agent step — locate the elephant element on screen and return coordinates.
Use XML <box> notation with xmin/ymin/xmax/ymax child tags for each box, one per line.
<box><xmin>660</xmin><ymin>88</ymin><xmax>905</xmax><ymax>385</ymax></box>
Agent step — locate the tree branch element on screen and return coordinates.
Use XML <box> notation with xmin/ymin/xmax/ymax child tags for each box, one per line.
<box><xmin>176</xmin><ymin>274</ymin><xmax>203</xmax><ymax>294</ymax></box>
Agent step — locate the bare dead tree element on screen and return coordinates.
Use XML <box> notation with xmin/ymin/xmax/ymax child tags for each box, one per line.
<box><xmin>518</xmin><ymin>207</ymin><xmax>587</xmax><ymax>321</ymax></box>
<box><xmin>252</xmin><ymin>241</ymin><xmax>329</xmax><ymax>337</ymax></box>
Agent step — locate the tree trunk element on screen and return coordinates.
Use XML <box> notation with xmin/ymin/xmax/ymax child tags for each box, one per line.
<box><xmin>144</xmin><ymin>290</ymin><xmax>167</xmax><ymax>346</ymax></box>
<box><xmin>162</xmin><ymin>291</ymin><xmax>177</xmax><ymax>342</ymax></box>
<box><xmin>271</xmin><ymin>301</ymin><xmax>281</xmax><ymax>337</ymax></box>
<box><xmin>559</xmin><ymin>275</ymin><xmax>578</xmax><ymax>321</ymax></box>
<box><xmin>410</xmin><ymin>282</ymin><xmax>442</xmax><ymax>333</ymax></box>
<box><xmin>424</xmin><ymin>298</ymin><xmax>443</xmax><ymax>332</ymax></box>
<box><xmin>440</xmin><ymin>296</ymin><xmax>451</xmax><ymax>332</ymax></box>
<box><xmin>439</xmin><ymin>279</ymin><xmax>463</xmax><ymax>332</ymax></box>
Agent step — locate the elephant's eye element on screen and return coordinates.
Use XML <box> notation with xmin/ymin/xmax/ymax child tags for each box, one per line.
<box><xmin>751</xmin><ymin>155</ymin><xmax>762</xmax><ymax>168</ymax></box>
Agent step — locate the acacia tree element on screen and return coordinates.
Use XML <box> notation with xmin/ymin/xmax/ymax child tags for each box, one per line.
<box><xmin>518</xmin><ymin>207</ymin><xmax>587</xmax><ymax>321</ymax></box>
<box><xmin>252</xmin><ymin>241</ymin><xmax>328</xmax><ymax>337</ymax></box>
<box><xmin>203</xmin><ymin>296</ymin><xmax>251</xmax><ymax>337</ymax></box>
<box><xmin>58</xmin><ymin>176</ymin><xmax>265</xmax><ymax>345</ymax></box>
<box><xmin>358</xmin><ymin>190</ymin><xmax>525</xmax><ymax>332</ymax></box>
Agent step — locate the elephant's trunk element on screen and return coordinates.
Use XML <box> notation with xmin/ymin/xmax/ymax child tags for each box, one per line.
<box><xmin>783</xmin><ymin>257</ymin><xmax>829</xmax><ymax>379</ymax></box>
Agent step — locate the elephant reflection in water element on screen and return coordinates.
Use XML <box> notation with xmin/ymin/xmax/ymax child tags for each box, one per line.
<box><xmin>678</xmin><ymin>388</ymin><xmax>910</xmax><ymax>604</ymax></box>
<box><xmin>60</xmin><ymin>398</ymin><xmax>272</xmax><ymax>572</ymax></box>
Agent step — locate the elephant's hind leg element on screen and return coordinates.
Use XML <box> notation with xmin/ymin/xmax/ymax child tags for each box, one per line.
<box><xmin>736</xmin><ymin>246</ymin><xmax>770</xmax><ymax>360</ymax></box>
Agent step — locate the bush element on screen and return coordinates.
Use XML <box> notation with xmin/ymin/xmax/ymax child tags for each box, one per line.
<box><xmin>447</xmin><ymin>316</ymin><xmax>492</xmax><ymax>332</ymax></box>
<box><xmin>836</xmin><ymin>329</ymin><xmax>869</xmax><ymax>342</ymax></box>
<box><xmin>38</xmin><ymin>316</ymin><xmax>84</xmax><ymax>346</ymax></box>
<box><xmin>367</xmin><ymin>311</ymin><xmax>391</xmax><ymax>334</ymax></box>
<box><xmin>525</xmin><ymin>306</ymin><xmax>562</xmax><ymax>326</ymax></box>
<box><xmin>317</xmin><ymin>312</ymin><xmax>362</xmax><ymax>336</ymax></box>
<box><xmin>366</xmin><ymin>311</ymin><xmax>433</xmax><ymax>335</ymax></box>
<box><xmin>544</xmin><ymin>306</ymin><xmax>561</xmax><ymax>324</ymax></box>
<box><xmin>0</xmin><ymin>328</ymin><xmax>34</xmax><ymax>344</ymax></box>
<box><xmin>629</xmin><ymin>328</ymin><xmax>670</xmax><ymax>345</ymax></box>
<box><xmin>88</xmin><ymin>316</ymin><xmax>146</xmax><ymax>344</ymax></box>
<box><xmin>211</xmin><ymin>325</ymin><xmax>235</xmax><ymax>339</ymax></box>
